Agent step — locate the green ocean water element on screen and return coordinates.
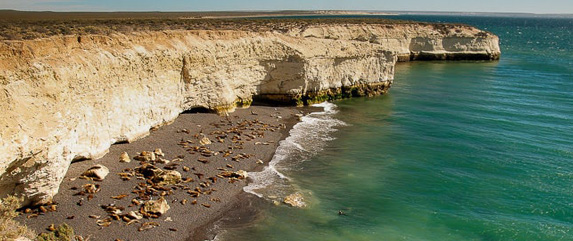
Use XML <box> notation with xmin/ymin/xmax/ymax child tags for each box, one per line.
<box><xmin>219</xmin><ymin>16</ymin><xmax>573</xmax><ymax>240</ymax></box>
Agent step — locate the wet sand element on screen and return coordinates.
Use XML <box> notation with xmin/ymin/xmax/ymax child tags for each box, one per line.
<box><xmin>17</xmin><ymin>106</ymin><xmax>314</xmax><ymax>241</ymax></box>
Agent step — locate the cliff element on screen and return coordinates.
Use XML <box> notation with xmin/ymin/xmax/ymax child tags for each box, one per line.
<box><xmin>0</xmin><ymin>23</ymin><xmax>500</xmax><ymax>206</ymax></box>
<box><xmin>288</xmin><ymin>23</ymin><xmax>500</xmax><ymax>61</ymax></box>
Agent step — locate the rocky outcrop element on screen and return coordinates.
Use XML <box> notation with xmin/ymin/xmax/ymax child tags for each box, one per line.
<box><xmin>0</xmin><ymin>23</ymin><xmax>499</xmax><ymax>206</ymax></box>
<box><xmin>288</xmin><ymin>23</ymin><xmax>500</xmax><ymax>61</ymax></box>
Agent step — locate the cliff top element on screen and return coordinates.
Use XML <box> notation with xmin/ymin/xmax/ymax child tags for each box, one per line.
<box><xmin>0</xmin><ymin>10</ymin><xmax>470</xmax><ymax>41</ymax></box>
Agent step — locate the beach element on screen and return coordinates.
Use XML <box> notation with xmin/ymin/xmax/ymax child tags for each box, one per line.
<box><xmin>17</xmin><ymin>105</ymin><xmax>314</xmax><ymax>241</ymax></box>
<box><xmin>216</xmin><ymin>16</ymin><xmax>573</xmax><ymax>241</ymax></box>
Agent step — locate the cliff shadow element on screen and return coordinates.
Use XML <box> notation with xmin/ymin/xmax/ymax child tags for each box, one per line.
<box><xmin>252</xmin><ymin>57</ymin><xmax>306</xmax><ymax>106</ymax></box>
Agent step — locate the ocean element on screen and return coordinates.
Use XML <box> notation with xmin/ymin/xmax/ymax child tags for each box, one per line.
<box><xmin>218</xmin><ymin>15</ymin><xmax>573</xmax><ymax>240</ymax></box>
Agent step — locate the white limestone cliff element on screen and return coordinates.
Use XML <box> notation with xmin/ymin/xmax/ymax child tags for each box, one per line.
<box><xmin>288</xmin><ymin>23</ymin><xmax>500</xmax><ymax>61</ymax></box>
<box><xmin>0</xmin><ymin>23</ymin><xmax>500</xmax><ymax>206</ymax></box>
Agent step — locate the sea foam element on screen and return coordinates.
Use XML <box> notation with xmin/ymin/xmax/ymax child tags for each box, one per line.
<box><xmin>243</xmin><ymin>102</ymin><xmax>346</xmax><ymax>203</ymax></box>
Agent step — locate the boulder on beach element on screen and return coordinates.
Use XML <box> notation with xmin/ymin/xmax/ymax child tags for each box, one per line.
<box><xmin>81</xmin><ymin>164</ymin><xmax>109</xmax><ymax>180</ymax></box>
<box><xmin>127</xmin><ymin>211</ymin><xmax>143</xmax><ymax>220</ymax></box>
<box><xmin>134</xmin><ymin>151</ymin><xmax>156</xmax><ymax>162</ymax></box>
<box><xmin>135</xmin><ymin>164</ymin><xmax>163</xmax><ymax>179</ymax></box>
<box><xmin>199</xmin><ymin>136</ymin><xmax>212</xmax><ymax>145</ymax></box>
<box><xmin>154</xmin><ymin>148</ymin><xmax>165</xmax><ymax>157</ymax></box>
<box><xmin>153</xmin><ymin>170</ymin><xmax>182</xmax><ymax>186</ymax></box>
<box><xmin>142</xmin><ymin>197</ymin><xmax>170</xmax><ymax>215</ymax></box>
<box><xmin>136</xmin><ymin>163</ymin><xmax>181</xmax><ymax>185</ymax></box>
<box><xmin>155</xmin><ymin>158</ymin><xmax>170</xmax><ymax>164</ymax></box>
<box><xmin>119</xmin><ymin>152</ymin><xmax>131</xmax><ymax>163</ymax></box>
<box><xmin>219</xmin><ymin>170</ymin><xmax>248</xmax><ymax>179</ymax></box>
<box><xmin>235</xmin><ymin>170</ymin><xmax>248</xmax><ymax>179</ymax></box>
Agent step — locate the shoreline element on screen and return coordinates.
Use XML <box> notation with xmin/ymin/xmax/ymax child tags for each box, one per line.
<box><xmin>17</xmin><ymin>105</ymin><xmax>316</xmax><ymax>241</ymax></box>
<box><xmin>190</xmin><ymin>188</ymin><xmax>270</xmax><ymax>240</ymax></box>
<box><xmin>188</xmin><ymin>105</ymin><xmax>308</xmax><ymax>241</ymax></box>
<box><xmin>197</xmin><ymin>101</ymin><xmax>345</xmax><ymax>240</ymax></box>
<box><xmin>1</xmin><ymin>13</ymin><xmax>500</xmax><ymax>209</ymax></box>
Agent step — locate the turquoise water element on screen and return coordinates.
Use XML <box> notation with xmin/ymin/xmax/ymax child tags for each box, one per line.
<box><xmin>220</xmin><ymin>16</ymin><xmax>573</xmax><ymax>240</ymax></box>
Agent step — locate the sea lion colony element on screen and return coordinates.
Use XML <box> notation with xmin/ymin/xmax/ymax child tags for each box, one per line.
<box><xmin>21</xmin><ymin>114</ymin><xmax>289</xmax><ymax>238</ymax></box>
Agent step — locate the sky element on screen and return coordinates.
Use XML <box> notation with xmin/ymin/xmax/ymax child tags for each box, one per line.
<box><xmin>0</xmin><ymin>0</ymin><xmax>572</xmax><ymax>14</ymax></box>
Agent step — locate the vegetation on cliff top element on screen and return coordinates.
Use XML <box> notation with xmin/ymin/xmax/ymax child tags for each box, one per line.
<box><xmin>0</xmin><ymin>10</ymin><xmax>470</xmax><ymax>41</ymax></box>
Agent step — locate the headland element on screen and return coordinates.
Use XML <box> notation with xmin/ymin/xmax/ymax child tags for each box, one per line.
<box><xmin>0</xmin><ymin>11</ymin><xmax>500</xmax><ymax>240</ymax></box>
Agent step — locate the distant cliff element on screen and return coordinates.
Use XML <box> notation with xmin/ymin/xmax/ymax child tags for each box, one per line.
<box><xmin>0</xmin><ymin>22</ymin><xmax>500</xmax><ymax>206</ymax></box>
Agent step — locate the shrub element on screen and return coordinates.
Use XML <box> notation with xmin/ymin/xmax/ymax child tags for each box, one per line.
<box><xmin>0</xmin><ymin>195</ymin><xmax>36</xmax><ymax>240</ymax></box>
<box><xmin>36</xmin><ymin>223</ymin><xmax>75</xmax><ymax>241</ymax></box>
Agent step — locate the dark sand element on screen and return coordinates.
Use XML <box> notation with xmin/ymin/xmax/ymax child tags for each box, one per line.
<box><xmin>18</xmin><ymin>106</ymin><xmax>314</xmax><ymax>241</ymax></box>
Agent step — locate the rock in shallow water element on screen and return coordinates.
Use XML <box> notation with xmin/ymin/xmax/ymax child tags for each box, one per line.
<box><xmin>284</xmin><ymin>193</ymin><xmax>306</xmax><ymax>208</ymax></box>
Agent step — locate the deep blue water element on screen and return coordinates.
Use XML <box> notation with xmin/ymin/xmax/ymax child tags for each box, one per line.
<box><xmin>220</xmin><ymin>15</ymin><xmax>573</xmax><ymax>240</ymax></box>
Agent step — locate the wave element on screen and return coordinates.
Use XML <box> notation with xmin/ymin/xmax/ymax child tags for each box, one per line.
<box><xmin>243</xmin><ymin>102</ymin><xmax>346</xmax><ymax>205</ymax></box>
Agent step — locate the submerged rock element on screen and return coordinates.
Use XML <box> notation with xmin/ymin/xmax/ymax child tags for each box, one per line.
<box><xmin>81</xmin><ymin>165</ymin><xmax>109</xmax><ymax>180</ymax></box>
<box><xmin>284</xmin><ymin>193</ymin><xmax>306</xmax><ymax>208</ymax></box>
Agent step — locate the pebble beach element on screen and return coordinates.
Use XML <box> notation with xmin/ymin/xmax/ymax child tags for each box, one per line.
<box><xmin>17</xmin><ymin>106</ymin><xmax>312</xmax><ymax>241</ymax></box>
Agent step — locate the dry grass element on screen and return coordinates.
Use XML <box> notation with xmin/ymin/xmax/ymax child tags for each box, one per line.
<box><xmin>0</xmin><ymin>196</ymin><xmax>36</xmax><ymax>241</ymax></box>
<box><xmin>0</xmin><ymin>196</ymin><xmax>84</xmax><ymax>241</ymax></box>
<box><xmin>0</xmin><ymin>10</ymin><xmax>459</xmax><ymax>41</ymax></box>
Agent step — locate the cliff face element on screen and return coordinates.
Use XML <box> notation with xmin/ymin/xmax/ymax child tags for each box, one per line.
<box><xmin>289</xmin><ymin>23</ymin><xmax>500</xmax><ymax>61</ymax></box>
<box><xmin>0</xmin><ymin>23</ymin><xmax>500</xmax><ymax>206</ymax></box>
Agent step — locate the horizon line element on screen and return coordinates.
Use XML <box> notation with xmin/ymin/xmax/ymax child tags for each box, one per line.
<box><xmin>1</xmin><ymin>9</ymin><xmax>572</xmax><ymax>15</ymax></box>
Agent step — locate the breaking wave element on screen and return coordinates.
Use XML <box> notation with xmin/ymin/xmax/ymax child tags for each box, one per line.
<box><xmin>243</xmin><ymin>102</ymin><xmax>346</xmax><ymax>204</ymax></box>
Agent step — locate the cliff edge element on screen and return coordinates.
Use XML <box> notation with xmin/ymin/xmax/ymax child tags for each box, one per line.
<box><xmin>0</xmin><ymin>22</ymin><xmax>500</xmax><ymax>206</ymax></box>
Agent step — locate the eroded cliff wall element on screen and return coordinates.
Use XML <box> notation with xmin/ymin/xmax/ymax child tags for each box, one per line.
<box><xmin>0</xmin><ymin>23</ymin><xmax>499</xmax><ymax>205</ymax></box>
<box><xmin>288</xmin><ymin>23</ymin><xmax>500</xmax><ymax>61</ymax></box>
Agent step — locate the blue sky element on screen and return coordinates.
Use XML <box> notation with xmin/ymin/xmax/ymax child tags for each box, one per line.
<box><xmin>0</xmin><ymin>0</ymin><xmax>571</xmax><ymax>14</ymax></box>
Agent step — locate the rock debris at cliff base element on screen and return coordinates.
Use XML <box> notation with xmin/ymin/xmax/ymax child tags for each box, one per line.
<box><xmin>0</xmin><ymin>19</ymin><xmax>500</xmax><ymax>208</ymax></box>
<box><xmin>16</xmin><ymin>106</ymin><xmax>309</xmax><ymax>241</ymax></box>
